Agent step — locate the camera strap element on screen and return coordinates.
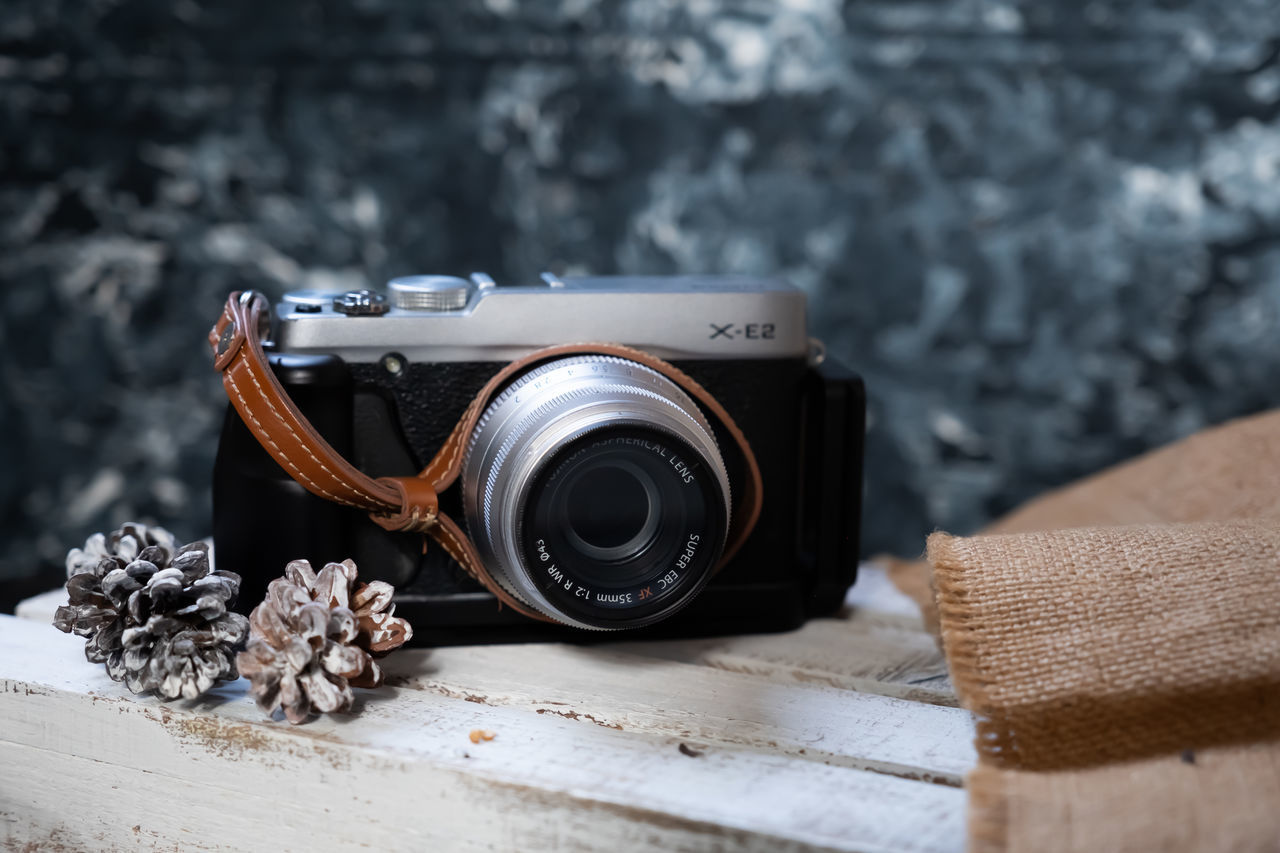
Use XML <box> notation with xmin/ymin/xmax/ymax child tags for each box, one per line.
<box><xmin>210</xmin><ymin>290</ymin><xmax>763</xmax><ymax>623</ymax></box>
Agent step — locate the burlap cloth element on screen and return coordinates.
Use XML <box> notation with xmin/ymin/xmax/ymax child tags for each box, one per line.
<box><xmin>886</xmin><ymin>409</ymin><xmax>1280</xmax><ymax>852</ymax></box>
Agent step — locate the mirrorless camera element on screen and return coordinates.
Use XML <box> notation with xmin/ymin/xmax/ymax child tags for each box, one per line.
<box><xmin>213</xmin><ymin>273</ymin><xmax>865</xmax><ymax>645</ymax></box>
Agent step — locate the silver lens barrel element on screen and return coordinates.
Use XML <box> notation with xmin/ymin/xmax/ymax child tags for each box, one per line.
<box><xmin>461</xmin><ymin>355</ymin><xmax>731</xmax><ymax>630</ymax></box>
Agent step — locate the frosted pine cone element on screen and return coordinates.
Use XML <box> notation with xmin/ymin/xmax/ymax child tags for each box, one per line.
<box><xmin>119</xmin><ymin>616</ymin><xmax>248</xmax><ymax>700</ymax></box>
<box><xmin>237</xmin><ymin>558</ymin><xmax>413</xmax><ymax>724</ymax></box>
<box><xmin>65</xmin><ymin>522</ymin><xmax>176</xmax><ymax>579</ymax></box>
<box><xmin>54</xmin><ymin>528</ymin><xmax>249</xmax><ymax>700</ymax></box>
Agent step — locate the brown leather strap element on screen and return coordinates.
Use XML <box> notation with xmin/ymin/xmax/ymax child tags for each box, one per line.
<box><xmin>210</xmin><ymin>291</ymin><xmax>764</xmax><ymax>620</ymax></box>
<box><xmin>210</xmin><ymin>292</ymin><xmax>544</xmax><ymax>621</ymax></box>
<box><xmin>210</xmin><ymin>291</ymin><xmax>406</xmax><ymax>512</ymax></box>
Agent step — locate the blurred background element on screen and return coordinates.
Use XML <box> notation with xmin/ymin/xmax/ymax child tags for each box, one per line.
<box><xmin>3</xmin><ymin>0</ymin><xmax>1280</xmax><ymax>611</ymax></box>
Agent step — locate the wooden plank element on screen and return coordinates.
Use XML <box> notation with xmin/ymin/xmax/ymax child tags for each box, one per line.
<box><xmin>608</xmin><ymin>565</ymin><xmax>953</xmax><ymax>707</ymax></box>
<box><xmin>16</xmin><ymin>565</ymin><xmax>971</xmax><ymax>783</ymax></box>
<box><xmin>14</xmin><ymin>587</ymin><xmax>63</xmax><ymax>622</ymax></box>
<box><xmin>18</xmin><ymin>564</ymin><xmax>951</xmax><ymax>708</ymax></box>
<box><xmin>390</xmin><ymin>643</ymin><xmax>973</xmax><ymax>784</ymax></box>
<box><xmin>4</xmin><ymin>603</ymin><xmax>976</xmax><ymax>785</ymax></box>
<box><xmin>0</xmin><ymin>616</ymin><xmax>966</xmax><ymax>853</ymax></box>
<box><xmin>609</xmin><ymin>616</ymin><xmax>955</xmax><ymax>706</ymax></box>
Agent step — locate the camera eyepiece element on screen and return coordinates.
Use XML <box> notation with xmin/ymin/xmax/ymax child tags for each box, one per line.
<box><xmin>461</xmin><ymin>355</ymin><xmax>731</xmax><ymax>630</ymax></box>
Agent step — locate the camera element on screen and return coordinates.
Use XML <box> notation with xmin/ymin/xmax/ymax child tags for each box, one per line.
<box><xmin>213</xmin><ymin>273</ymin><xmax>865</xmax><ymax>645</ymax></box>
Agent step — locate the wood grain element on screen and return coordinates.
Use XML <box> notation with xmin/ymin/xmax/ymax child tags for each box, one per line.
<box><xmin>3</xmin><ymin>565</ymin><xmax>970</xmax><ymax>852</ymax></box>
<box><xmin>611</xmin><ymin>618</ymin><xmax>954</xmax><ymax>706</ymax></box>
<box><xmin>385</xmin><ymin>643</ymin><xmax>971</xmax><ymax>783</ymax></box>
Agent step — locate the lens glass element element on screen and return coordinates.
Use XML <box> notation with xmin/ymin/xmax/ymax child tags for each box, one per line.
<box><xmin>520</xmin><ymin>426</ymin><xmax>726</xmax><ymax>627</ymax></box>
<box><xmin>559</xmin><ymin>459</ymin><xmax>660</xmax><ymax>562</ymax></box>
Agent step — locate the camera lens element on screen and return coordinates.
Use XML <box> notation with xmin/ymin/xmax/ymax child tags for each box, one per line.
<box><xmin>462</xmin><ymin>355</ymin><xmax>731</xmax><ymax>630</ymax></box>
<box><xmin>520</xmin><ymin>425</ymin><xmax>724</xmax><ymax>625</ymax></box>
<box><xmin>556</xmin><ymin>458</ymin><xmax>659</xmax><ymax>563</ymax></box>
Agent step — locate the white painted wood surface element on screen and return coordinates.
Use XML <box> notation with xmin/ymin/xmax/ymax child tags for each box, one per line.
<box><xmin>2</xmin><ymin>565</ymin><xmax>972</xmax><ymax>852</ymax></box>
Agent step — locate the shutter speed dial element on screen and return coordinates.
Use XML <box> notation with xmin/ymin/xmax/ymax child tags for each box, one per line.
<box><xmin>387</xmin><ymin>276</ymin><xmax>473</xmax><ymax>312</ymax></box>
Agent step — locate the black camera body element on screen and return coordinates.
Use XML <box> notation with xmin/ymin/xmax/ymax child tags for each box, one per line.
<box><xmin>214</xmin><ymin>274</ymin><xmax>864</xmax><ymax>645</ymax></box>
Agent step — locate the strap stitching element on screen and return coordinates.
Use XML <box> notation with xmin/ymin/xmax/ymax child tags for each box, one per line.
<box><xmin>425</xmin><ymin>398</ymin><xmax>481</xmax><ymax>483</ymax></box>
<box><xmin>431</xmin><ymin>520</ymin><xmax>481</xmax><ymax>583</ymax></box>
<box><xmin>226</xmin><ymin>369</ymin><xmax>363</xmax><ymax>509</ymax></box>
<box><xmin>241</xmin><ymin>360</ymin><xmax>375</xmax><ymax>506</ymax></box>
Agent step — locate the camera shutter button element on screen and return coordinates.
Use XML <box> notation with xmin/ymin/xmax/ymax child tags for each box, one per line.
<box><xmin>388</xmin><ymin>275</ymin><xmax>473</xmax><ymax>312</ymax></box>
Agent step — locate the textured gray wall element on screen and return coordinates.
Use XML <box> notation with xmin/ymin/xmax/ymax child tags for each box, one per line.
<box><xmin>3</xmin><ymin>0</ymin><xmax>1280</xmax><ymax>599</ymax></box>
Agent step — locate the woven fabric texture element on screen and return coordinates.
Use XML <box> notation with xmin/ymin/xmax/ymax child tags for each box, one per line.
<box><xmin>912</xmin><ymin>408</ymin><xmax>1280</xmax><ymax>850</ymax></box>
<box><xmin>931</xmin><ymin>520</ymin><xmax>1280</xmax><ymax>769</ymax></box>
<box><xmin>967</xmin><ymin>742</ymin><xmax>1280</xmax><ymax>853</ymax></box>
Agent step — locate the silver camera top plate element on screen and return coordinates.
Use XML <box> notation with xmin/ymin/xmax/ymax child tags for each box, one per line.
<box><xmin>274</xmin><ymin>274</ymin><xmax>809</xmax><ymax>362</ymax></box>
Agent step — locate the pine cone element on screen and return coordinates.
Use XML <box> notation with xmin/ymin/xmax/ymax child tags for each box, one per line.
<box><xmin>65</xmin><ymin>522</ymin><xmax>176</xmax><ymax>579</ymax></box>
<box><xmin>53</xmin><ymin>527</ymin><xmax>249</xmax><ymax>700</ymax></box>
<box><xmin>237</xmin><ymin>558</ymin><xmax>413</xmax><ymax>724</ymax></box>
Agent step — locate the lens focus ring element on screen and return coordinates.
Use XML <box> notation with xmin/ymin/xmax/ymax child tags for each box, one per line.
<box><xmin>461</xmin><ymin>355</ymin><xmax>731</xmax><ymax>630</ymax></box>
